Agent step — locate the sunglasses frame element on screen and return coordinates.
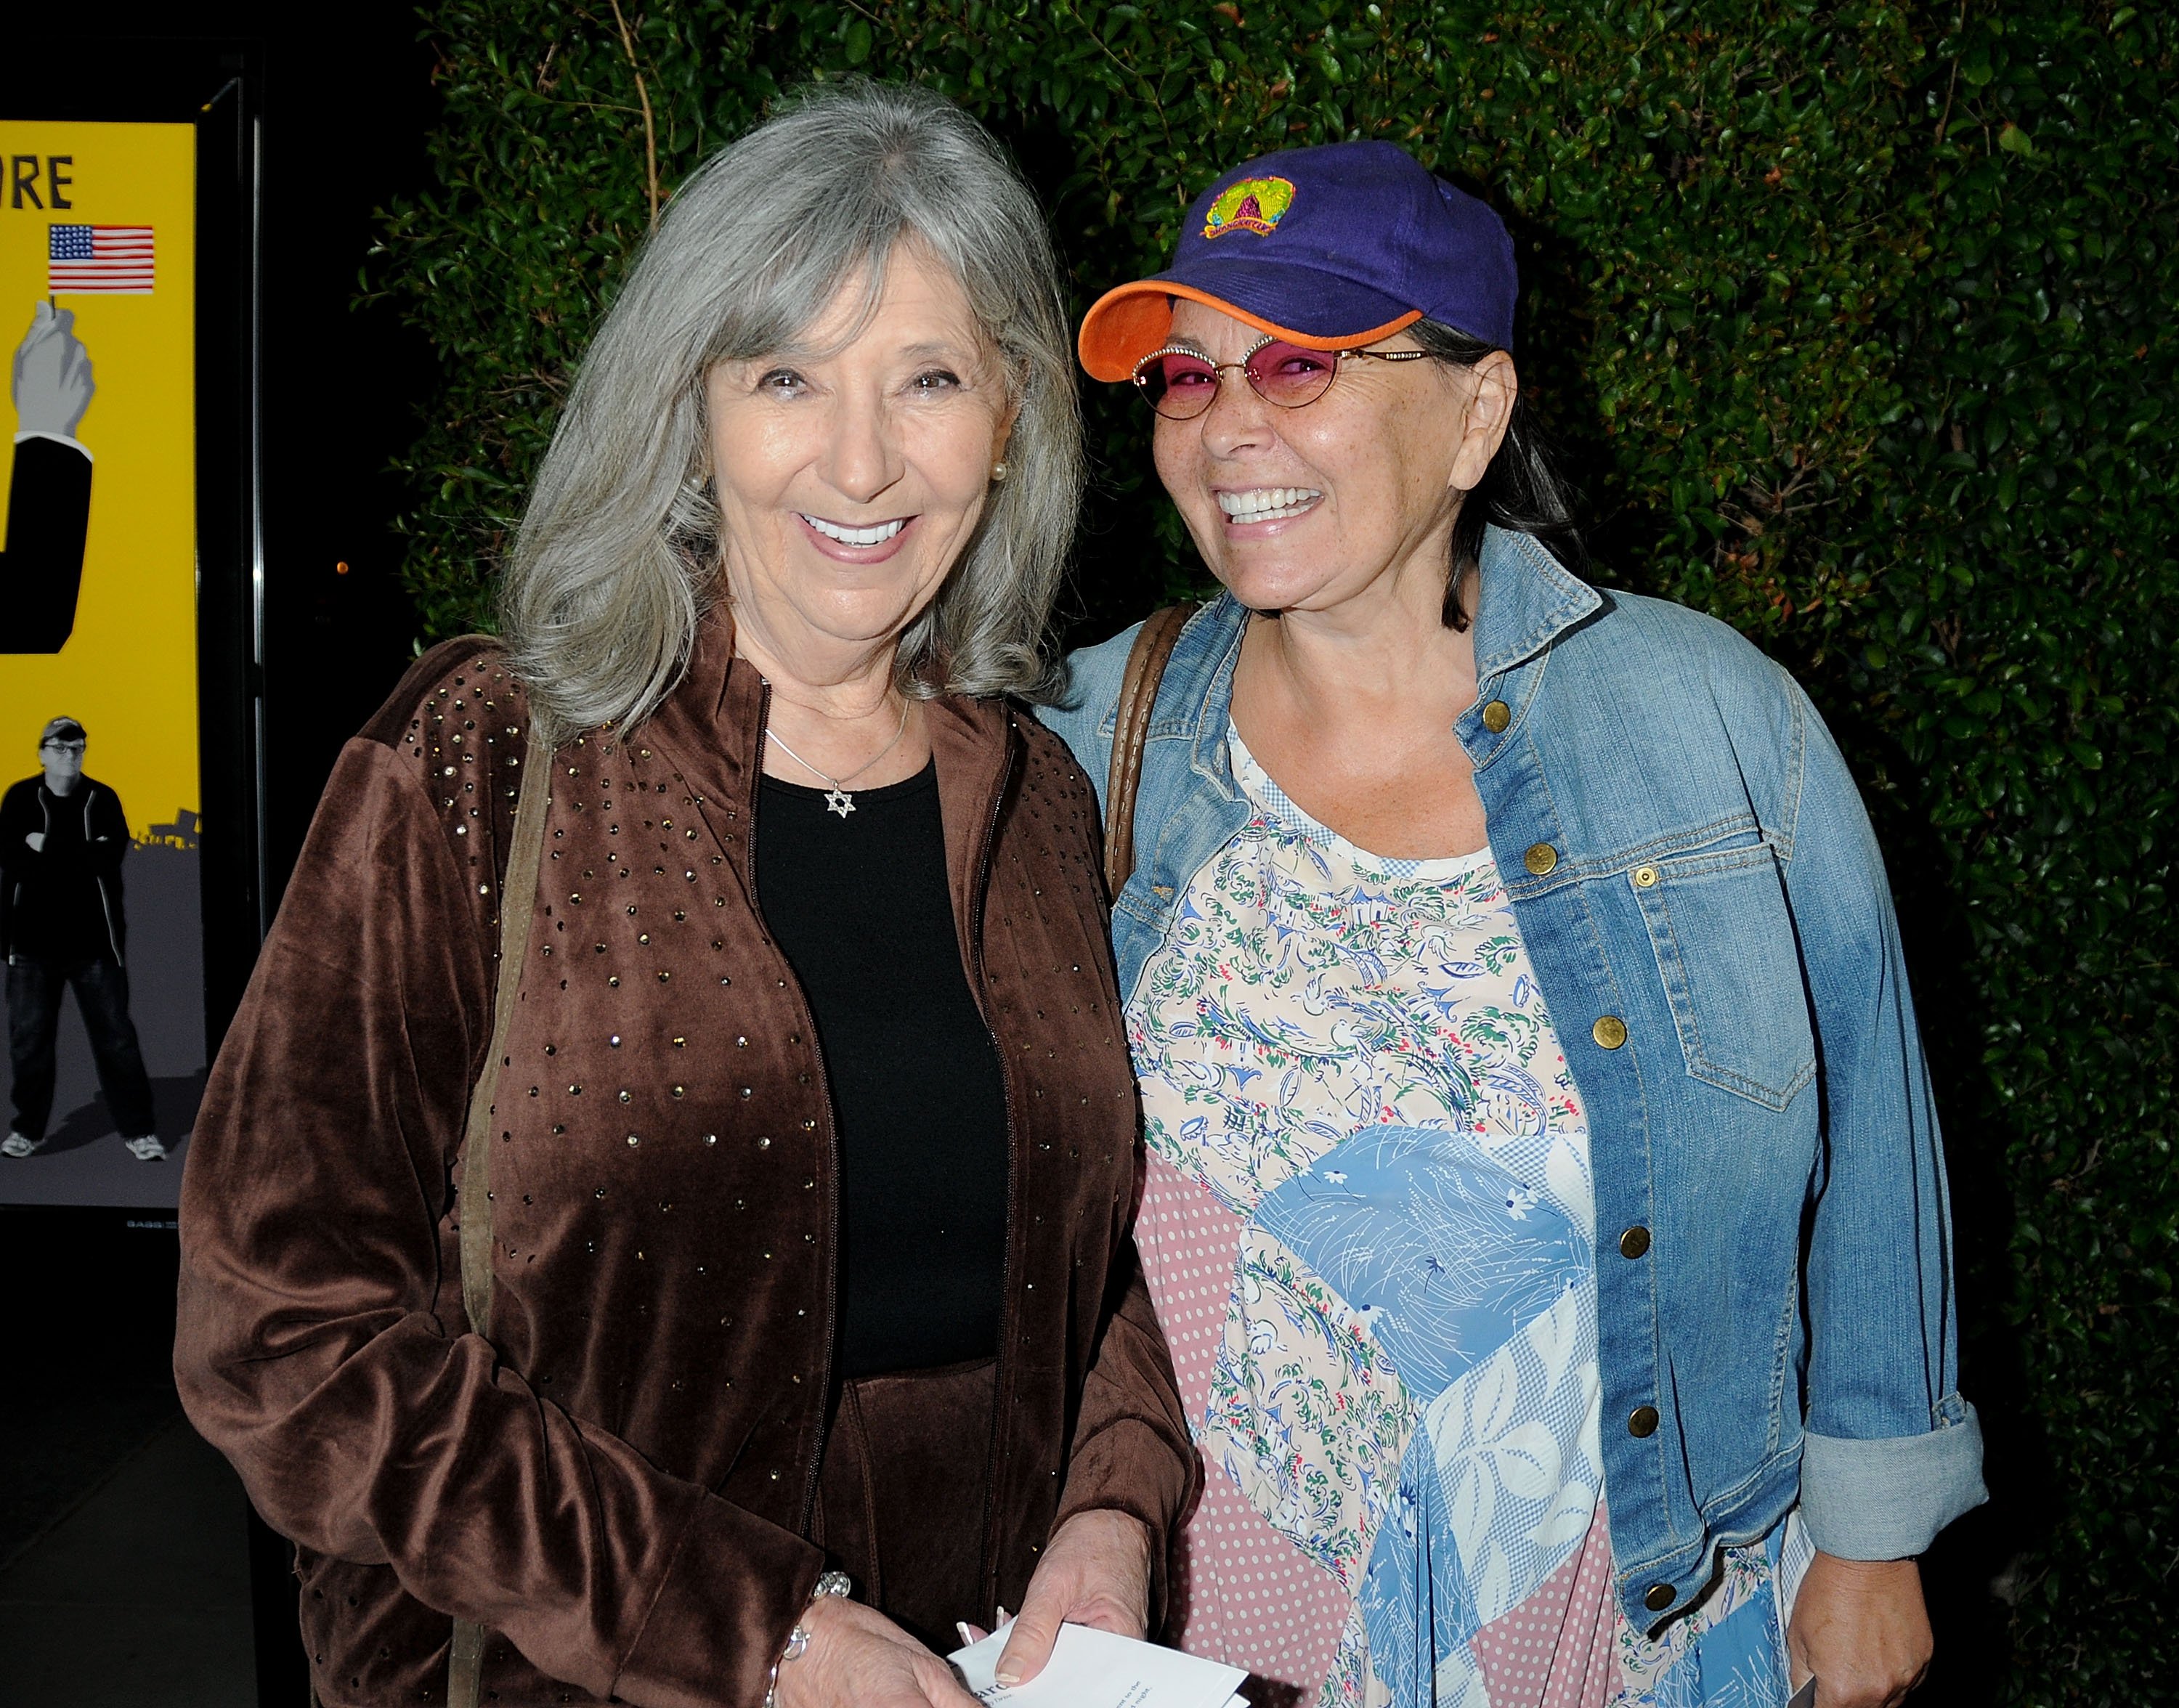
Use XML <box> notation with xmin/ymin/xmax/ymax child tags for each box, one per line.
<box><xmin>1129</xmin><ymin>333</ymin><xmax>1431</xmax><ymax>419</ymax></box>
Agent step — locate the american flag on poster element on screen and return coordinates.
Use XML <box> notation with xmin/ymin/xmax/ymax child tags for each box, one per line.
<box><xmin>47</xmin><ymin>224</ymin><xmax>155</xmax><ymax>294</ymax></box>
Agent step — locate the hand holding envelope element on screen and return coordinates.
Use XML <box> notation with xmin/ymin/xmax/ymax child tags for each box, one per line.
<box><xmin>949</xmin><ymin>1623</ymin><xmax>1246</xmax><ymax>1708</ymax></box>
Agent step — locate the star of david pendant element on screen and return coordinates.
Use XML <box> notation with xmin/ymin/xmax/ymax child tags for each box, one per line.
<box><xmin>824</xmin><ymin>787</ymin><xmax>856</xmax><ymax>818</ymax></box>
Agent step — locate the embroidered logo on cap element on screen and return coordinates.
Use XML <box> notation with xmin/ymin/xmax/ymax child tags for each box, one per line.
<box><xmin>1202</xmin><ymin>175</ymin><xmax>1297</xmax><ymax>240</ymax></box>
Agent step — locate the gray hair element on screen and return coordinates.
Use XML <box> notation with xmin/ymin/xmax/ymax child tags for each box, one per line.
<box><xmin>500</xmin><ymin>81</ymin><xmax>1083</xmax><ymax>741</ymax></box>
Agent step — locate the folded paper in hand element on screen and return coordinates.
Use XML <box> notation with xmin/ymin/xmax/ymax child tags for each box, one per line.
<box><xmin>947</xmin><ymin>1622</ymin><xmax>1246</xmax><ymax>1708</ymax></box>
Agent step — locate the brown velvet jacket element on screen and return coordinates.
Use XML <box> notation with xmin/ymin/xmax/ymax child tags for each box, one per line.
<box><xmin>174</xmin><ymin>614</ymin><xmax>1195</xmax><ymax>1708</ymax></box>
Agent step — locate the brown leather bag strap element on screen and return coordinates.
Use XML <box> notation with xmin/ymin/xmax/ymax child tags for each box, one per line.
<box><xmin>1103</xmin><ymin>603</ymin><xmax>1195</xmax><ymax>898</ymax></box>
<box><xmin>446</xmin><ymin>1621</ymin><xmax>488</xmax><ymax>1708</ymax></box>
<box><xmin>448</xmin><ymin>715</ymin><xmax>551</xmax><ymax>1708</ymax></box>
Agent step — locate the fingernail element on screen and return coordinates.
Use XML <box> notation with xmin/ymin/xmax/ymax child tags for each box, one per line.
<box><xmin>995</xmin><ymin>1671</ymin><xmax>1020</xmax><ymax>1687</ymax></box>
<box><xmin>957</xmin><ymin>1623</ymin><xmax>976</xmax><ymax>1648</ymax></box>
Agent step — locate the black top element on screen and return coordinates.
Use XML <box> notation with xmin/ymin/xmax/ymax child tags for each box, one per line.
<box><xmin>755</xmin><ymin>760</ymin><xmax>1010</xmax><ymax>1379</ymax></box>
<box><xmin>0</xmin><ymin>775</ymin><xmax>129</xmax><ymax>964</ymax></box>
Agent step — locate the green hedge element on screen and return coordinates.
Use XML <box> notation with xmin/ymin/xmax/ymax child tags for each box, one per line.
<box><xmin>376</xmin><ymin>4</ymin><xmax>2176</xmax><ymax>1698</ymax></box>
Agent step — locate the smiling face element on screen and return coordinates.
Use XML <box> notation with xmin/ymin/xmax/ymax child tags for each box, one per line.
<box><xmin>704</xmin><ymin>242</ymin><xmax>1015</xmax><ymax>676</ymax></box>
<box><xmin>1151</xmin><ymin>298</ymin><xmax>1512</xmax><ymax>618</ymax></box>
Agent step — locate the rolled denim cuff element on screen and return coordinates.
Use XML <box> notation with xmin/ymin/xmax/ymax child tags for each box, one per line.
<box><xmin>1799</xmin><ymin>1395</ymin><xmax>1989</xmax><ymax>1559</ymax></box>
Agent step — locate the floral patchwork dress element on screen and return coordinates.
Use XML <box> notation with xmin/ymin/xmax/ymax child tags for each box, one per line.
<box><xmin>1129</xmin><ymin>728</ymin><xmax>1811</xmax><ymax>1708</ymax></box>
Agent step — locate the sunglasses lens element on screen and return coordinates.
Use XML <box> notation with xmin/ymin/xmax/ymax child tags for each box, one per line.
<box><xmin>1136</xmin><ymin>351</ymin><xmax>1219</xmax><ymax>418</ymax></box>
<box><xmin>1244</xmin><ymin>342</ymin><xmax>1340</xmax><ymax>407</ymax></box>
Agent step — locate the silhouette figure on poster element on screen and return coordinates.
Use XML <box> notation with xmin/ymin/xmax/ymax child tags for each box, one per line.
<box><xmin>4</xmin><ymin>304</ymin><xmax>95</xmax><ymax>653</ymax></box>
<box><xmin>2</xmin><ymin>717</ymin><xmax>161</xmax><ymax>1160</ymax></box>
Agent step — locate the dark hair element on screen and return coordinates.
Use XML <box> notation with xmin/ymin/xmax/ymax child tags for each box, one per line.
<box><xmin>1408</xmin><ymin>319</ymin><xmax>1587</xmax><ymax>630</ymax></box>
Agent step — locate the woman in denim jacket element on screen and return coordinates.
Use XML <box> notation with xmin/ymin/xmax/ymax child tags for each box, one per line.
<box><xmin>1035</xmin><ymin>141</ymin><xmax>1984</xmax><ymax>1708</ymax></box>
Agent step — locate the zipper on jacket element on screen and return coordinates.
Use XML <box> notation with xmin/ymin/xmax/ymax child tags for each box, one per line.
<box><xmin>21</xmin><ymin>789</ymin><xmax>52</xmax><ymax>964</ymax></box>
<box><xmin>740</xmin><ymin>681</ymin><xmax>850</xmax><ymax>1537</ymax></box>
<box><xmin>89</xmin><ymin>788</ymin><xmax>123</xmax><ymax>964</ymax></box>
<box><xmin>966</xmin><ymin>726</ymin><xmax>1021</xmax><ymax>1597</ymax></box>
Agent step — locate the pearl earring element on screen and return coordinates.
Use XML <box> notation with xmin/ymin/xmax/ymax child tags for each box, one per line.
<box><xmin>991</xmin><ymin>460</ymin><xmax>1009</xmax><ymax>482</ymax></box>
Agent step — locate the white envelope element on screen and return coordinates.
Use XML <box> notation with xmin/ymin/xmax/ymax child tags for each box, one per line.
<box><xmin>947</xmin><ymin>1621</ymin><xmax>1247</xmax><ymax>1708</ymax></box>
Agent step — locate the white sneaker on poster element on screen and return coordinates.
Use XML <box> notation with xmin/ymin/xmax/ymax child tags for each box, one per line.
<box><xmin>123</xmin><ymin>1134</ymin><xmax>168</xmax><ymax>1161</ymax></box>
<box><xmin>1</xmin><ymin>1131</ymin><xmax>41</xmax><ymax>1158</ymax></box>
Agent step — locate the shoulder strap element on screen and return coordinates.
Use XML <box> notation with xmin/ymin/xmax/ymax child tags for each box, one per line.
<box><xmin>1103</xmin><ymin>603</ymin><xmax>1195</xmax><ymax>898</ymax></box>
<box><xmin>448</xmin><ymin>717</ymin><xmax>551</xmax><ymax>1708</ymax></box>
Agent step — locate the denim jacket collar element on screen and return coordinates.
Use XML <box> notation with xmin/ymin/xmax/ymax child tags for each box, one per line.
<box><xmin>1174</xmin><ymin>593</ymin><xmax>1248</xmax><ymax>804</ymax></box>
<box><xmin>1453</xmin><ymin>527</ymin><xmax>1603</xmax><ymax>772</ymax></box>
<box><xmin>1166</xmin><ymin>522</ymin><xmax>1602</xmax><ymax>773</ymax></box>
<box><xmin>1471</xmin><ymin>525</ymin><xmax>1603</xmax><ymax>680</ymax></box>
<box><xmin>1114</xmin><ymin>525</ymin><xmax>1602</xmax><ymax>973</ymax></box>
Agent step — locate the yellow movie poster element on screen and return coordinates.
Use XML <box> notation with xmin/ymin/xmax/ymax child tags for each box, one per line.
<box><xmin>1</xmin><ymin>121</ymin><xmax>200</xmax><ymax>1205</ymax></box>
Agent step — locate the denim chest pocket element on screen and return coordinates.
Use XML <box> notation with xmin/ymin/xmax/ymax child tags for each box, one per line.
<box><xmin>1630</xmin><ymin>841</ymin><xmax>1816</xmax><ymax>1110</ymax></box>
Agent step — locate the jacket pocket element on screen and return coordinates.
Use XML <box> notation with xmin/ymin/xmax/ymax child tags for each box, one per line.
<box><xmin>1630</xmin><ymin>841</ymin><xmax>1816</xmax><ymax>1110</ymax></box>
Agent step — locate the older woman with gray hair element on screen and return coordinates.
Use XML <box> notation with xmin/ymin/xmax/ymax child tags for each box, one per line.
<box><xmin>175</xmin><ymin>84</ymin><xmax>1192</xmax><ymax>1708</ymax></box>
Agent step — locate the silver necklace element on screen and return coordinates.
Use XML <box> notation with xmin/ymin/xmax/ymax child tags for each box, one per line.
<box><xmin>764</xmin><ymin>697</ymin><xmax>912</xmax><ymax>819</ymax></box>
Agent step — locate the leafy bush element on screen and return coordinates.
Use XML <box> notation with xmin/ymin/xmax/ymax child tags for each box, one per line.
<box><xmin>376</xmin><ymin>3</ymin><xmax>2176</xmax><ymax>1698</ymax></box>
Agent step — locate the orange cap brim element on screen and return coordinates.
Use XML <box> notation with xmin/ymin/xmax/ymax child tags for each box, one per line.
<box><xmin>1077</xmin><ymin>278</ymin><xmax>1423</xmax><ymax>383</ymax></box>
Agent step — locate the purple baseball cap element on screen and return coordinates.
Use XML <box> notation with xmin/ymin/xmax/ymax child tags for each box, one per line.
<box><xmin>1079</xmin><ymin>139</ymin><xmax>1517</xmax><ymax>382</ymax></box>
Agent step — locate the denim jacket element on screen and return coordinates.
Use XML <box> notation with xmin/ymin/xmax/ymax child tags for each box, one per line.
<box><xmin>1039</xmin><ymin>524</ymin><xmax>1986</xmax><ymax>1630</ymax></box>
